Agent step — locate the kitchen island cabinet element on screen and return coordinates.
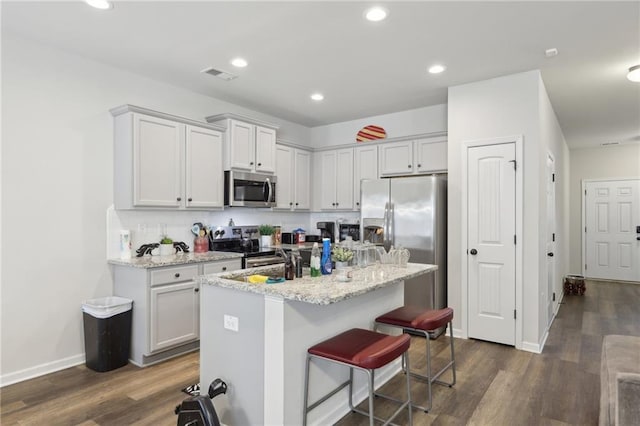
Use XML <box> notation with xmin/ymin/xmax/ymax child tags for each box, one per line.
<box><xmin>197</xmin><ymin>263</ymin><xmax>436</xmax><ymax>426</ymax></box>
<box><xmin>109</xmin><ymin>253</ymin><xmax>242</xmax><ymax>366</ymax></box>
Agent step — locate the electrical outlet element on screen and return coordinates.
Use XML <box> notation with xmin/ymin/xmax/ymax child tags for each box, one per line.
<box><xmin>223</xmin><ymin>314</ymin><xmax>239</xmax><ymax>332</ymax></box>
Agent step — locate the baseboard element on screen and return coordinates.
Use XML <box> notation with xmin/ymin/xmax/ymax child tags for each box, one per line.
<box><xmin>521</xmin><ymin>340</ymin><xmax>543</xmax><ymax>354</ymax></box>
<box><xmin>309</xmin><ymin>359</ymin><xmax>402</xmax><ymax>426</ymax></box>
<box><xmin>0</xmin><ymin>353</ymin><xmax>85</xmax><ymax>387</ymax></box>
<box><xmin>452</xmin><ymin>327</ymin><xmax>467</xmax><ymax>339</ymax></box>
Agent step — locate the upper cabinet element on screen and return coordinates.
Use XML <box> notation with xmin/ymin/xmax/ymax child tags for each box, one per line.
<box><xmin>379</xmin><ymin>138</ymin><xmax>447</xmax><ymax>177</ymax></box>
<box><xmin>353</xmin><ymin>145</ymin><xmax>379</xmax><ymax>210</ymax></box>
<box><xmin>316</xmin><ymin>148</ymin><xmax>354</xmax><ymax>210</ymax></box>
<box><xmin>274</xmin><ymin>144</ymin><xmax>311</xmax><ymax>210</ymax></box>
<box><xmin>206</xmin><ymin>114</ymin><xmax>278</xmax><ymax>174</ymax></box>
<box><xmin>111</xmin><ymin>105</ymin><xmax>225</xmax><ymax>210</ymax></box>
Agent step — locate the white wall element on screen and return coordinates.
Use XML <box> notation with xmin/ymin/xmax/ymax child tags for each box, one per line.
<box><xmin>448</xmin><ymin>70</ymin><xmax>556</xmax><ymax>350</ymax></box>
<box><xmin>0</xmin><ymin>33</ymin><xmax>312</xmax><ymax>385</ymax></box>
<box><xmin>310</xmin><ymin>104</ymin><xmax>447</xmax><ymax>148</ymax></box>
<box><xmin>538</xmin><ymin>75</ymin><xmax>571</xmax><ymax>338</ymax></box>
<box><xmin>568</xmin><ymin>144</ymin><xmax>640</xmax><ymax>274</ymax></box>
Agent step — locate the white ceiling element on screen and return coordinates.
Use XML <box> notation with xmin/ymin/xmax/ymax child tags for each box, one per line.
<box><xmin>3</xmin><ymin>1</ymin><xmax>639</xmax><ymax>149</ymax></box>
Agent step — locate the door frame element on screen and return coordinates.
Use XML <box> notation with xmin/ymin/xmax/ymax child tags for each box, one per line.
<box><xmin>581</xmin><ymin>177</ymin><xmax>640</xmax><ymax>278</ymax></box>
<box><xmin>546</xmin><ymin>152</ymin><xmax>557</xmax><ymax>326</ymax></box>
<box><xmin>461</xmin><ymin>135</ymin><xmax>524</xmax><ymax>349</ymax></box>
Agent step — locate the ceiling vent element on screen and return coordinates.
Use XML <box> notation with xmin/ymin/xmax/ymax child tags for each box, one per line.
<box><xmin>201</xmin><ymin>67</ymin><xmax>238</xmax><ymax>81</ymax></box>
<box><xmin>600</xmin><ymin>141</ymin><xmax>620</xmax><ymax>146</ymax></box>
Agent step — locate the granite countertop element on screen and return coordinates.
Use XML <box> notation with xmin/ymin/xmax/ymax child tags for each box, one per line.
<box><xmin>108</xmin><ymin>251</ymin><xmax>244</xmax><ymax>268</ymax></box>
<box><xmin>197</xmin><ymin>263</ymin><xmax>437</xmax><ymax>305</ymax></box>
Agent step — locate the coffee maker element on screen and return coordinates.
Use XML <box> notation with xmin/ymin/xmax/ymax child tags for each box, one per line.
<box><xmin>316</xmin><ymin>221</ymin><xmax>335</xmax><ymax>243</ymax></box>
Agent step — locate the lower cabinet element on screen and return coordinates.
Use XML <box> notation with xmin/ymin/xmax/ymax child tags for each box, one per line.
<box><xmin>113</xmin><ymin>258</ymin><xmax>242</xmax><ymax>366</ymax></box>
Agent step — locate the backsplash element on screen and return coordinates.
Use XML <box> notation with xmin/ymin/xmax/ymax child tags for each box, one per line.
<box><xmin>106</xmin><ymin>206</ymin><xmax>358</xmax><ymax>259</ymax></box>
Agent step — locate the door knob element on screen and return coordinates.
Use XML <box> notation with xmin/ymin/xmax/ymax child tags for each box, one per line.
<box><xmin>547</xmin><ymin>252</ymin><xmax>554</xmax><ymax>257</ymax></box>
<box><xmin>470</xmin><ymin>249</ymin><xmax>478</xmax><ymax>255</ymax></box>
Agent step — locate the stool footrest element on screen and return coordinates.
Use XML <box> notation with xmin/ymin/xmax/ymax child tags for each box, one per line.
<box><xmin>351</xmin><ymin>402</ymin><xmax>408</xmax><ymax>426</ymax></box>
<box><xmin>306</xmin><ymin>378</ymin><xmax>350</xmax><ymax>413</ymax></box>
<box><xmin>408</xmin><ymin>360</ymin><xmax>456</xmax><ymax>386</ymax></box>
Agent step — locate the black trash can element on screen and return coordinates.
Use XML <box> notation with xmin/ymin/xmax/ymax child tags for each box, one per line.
<box><xmin>82</xmin><ymin>296</ymin><xmax>133</xmax><ymax>372</ymax></box>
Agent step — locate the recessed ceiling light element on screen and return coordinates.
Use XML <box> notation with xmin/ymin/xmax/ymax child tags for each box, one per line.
<box><xmin>230</xmin><ymin>58</ymin><xmax>248</xmax><ymax>68</ymax></box>
<box><xmin>545</xmin><ymin>48</ymin><xmax>559</xmax><ymax>58</ymax></box>
<box><xmin>85</xmin><ymin>0</ymin><xmax>112</xmax><ymax>10</ymax></box>
<box><xmin>365</xmin><ymin>7</ymin><xmax>388</xmax><ymax>22</ymax></box>
<box><xmin>627</xmin><ymin>65</ymin><xmax>640</xmax><ymax>82</ymax></box>
<box><xmin>310</xmin><ymin>93</ymin><xmax>324</xmax><ymax>101</ymax></box>
<box><xmin>428</xmin><ymin>64</ymin><xmax>446</xmax><ymax>74</ymax></box>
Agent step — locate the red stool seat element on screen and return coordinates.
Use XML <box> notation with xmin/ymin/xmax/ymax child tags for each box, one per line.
<box><xmin>308</xmin><ymin>328</ymin><xmax>411</xmax><ymax>370</ymax></box>
<box><xmin>376</xmin><ymin>307</ymin><xmax>454</xmax><ymax>331</ymax></box>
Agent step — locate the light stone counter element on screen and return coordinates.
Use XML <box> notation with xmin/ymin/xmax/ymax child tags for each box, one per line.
<box><xmin>198</xmin><ymin>262</ymin><xmax>436</xmax><ymax>305</ymax></box>
<box><xmin>107</xmin><ymin>251</ymin><xmax>243</xmax><ymax>268</ymax></box>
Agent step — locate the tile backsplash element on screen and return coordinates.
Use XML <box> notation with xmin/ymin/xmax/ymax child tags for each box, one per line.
<box><xmin>106</xmin><ymin>206</ymin><xmax>358</xmax><ymax>259</ymax></box>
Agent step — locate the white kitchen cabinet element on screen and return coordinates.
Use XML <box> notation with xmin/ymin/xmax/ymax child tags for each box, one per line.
<box><xmin>112</xmin><ymin>105</ymin><xmax>225</xmax><ymax>210</ymax></box>
<box><xmin>353</xmin><ymin>145</ymin><xmax>379</xmax><ymax>210</ymax></box>
<box><xmin>318</xmin><ymin>148</ymin><xmax>354</xmax><ymax>210</ymax></box>
<box><xmin>150</xmin><ymin>280</ymin><xmax>199</xmax><ymax>353</ymax></box>
<box><xmin>113</xmin><ymin>258</ymin><xmax>242</xmax><ymax>367</ymax></box>
<box><xmin>206</xmin><ymin>114</ymin><xmax>278</xmax><ymax>174</ymax></box>
<box><xmin>275</xmin><ymin>144</ymin><xmax>311</xmax><ymax>210</ymax></box>
<box><xmin>379</xmin><ymin>138</ymin><xmax>447</xmax><ymax>176</ymax></box>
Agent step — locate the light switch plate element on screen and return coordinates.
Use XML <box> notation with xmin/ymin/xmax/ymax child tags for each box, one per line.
<box><xmin>223</xmin><ymin>314</ymin><xmax>239</xmax><ymax>332</ymax></box>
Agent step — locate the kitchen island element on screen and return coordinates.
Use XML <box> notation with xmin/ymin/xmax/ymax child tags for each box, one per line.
<box><xmin>197</xmin><ymin>262</ymin><xmax>437</xmax><ymax>426</ymax></box>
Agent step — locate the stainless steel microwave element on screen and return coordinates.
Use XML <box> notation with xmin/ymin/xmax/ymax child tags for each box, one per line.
<box><xmin>224</xmin><ymin>171</ymin><xmax>277</xmax><ymax>207</ymax></box>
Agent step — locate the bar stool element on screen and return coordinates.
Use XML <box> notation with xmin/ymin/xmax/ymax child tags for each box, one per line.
<box><xmin>302</xmin><ymin>328</ymin><xmax>412</xmax><ymax>426</ymax></box>
<box><xmin>375</xmin><ymin>307</ymin><xmax>456</xmax><ymax>412</ymax></box>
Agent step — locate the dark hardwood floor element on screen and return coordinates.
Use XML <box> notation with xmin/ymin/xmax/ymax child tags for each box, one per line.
<box><xmin>2</xmin><ymin>280</ymin><xmax>638</xmax><ymax>425</ymax></box>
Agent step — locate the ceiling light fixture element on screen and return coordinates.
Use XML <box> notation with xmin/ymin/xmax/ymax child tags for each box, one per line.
<box><xmin>365</xmin><ymin>7</ymin><xmax>388</xmax><ymax>22</ymax></box>
<box><xmin>230</xmin><ymin>58</ymin><xmax>248</xmax><ymax>68</ymax></box>
<box><xmin>85</xmin><ymin>0</ymin><xmax>113</xmax><ymax>10</ymax></box>
<box><xmin>428</xmin><ymin>64</ymin><xmax>446</xmax><ymax>74</ymax></box>
<box><xmin>627</xmin><ymin>65</ymin><xmax>640</xmax><ymax>82</ymax></box>
<box><xmin>310</xmin><ymin>93</ymin><xmax>324</xmax><ymax>101</ymax></box>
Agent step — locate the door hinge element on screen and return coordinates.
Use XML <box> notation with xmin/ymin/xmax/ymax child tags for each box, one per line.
<box><xmin>514</xmin><ymin>310</ymin><xmax>517</xmax><ymax>320</ymax></box>
<box><xmin>585</xmin><ymin>264</ymin><xmax>588</xmax><ymax>270</ymax></box>
<box><xmin>509</xmin><ymin>160</ymin><xmax>517</xmax><ymax>170</ymax></box>
<box><xmin>552</xmin><ymin>233</ymin><xmax>555</xmax><ymax>242</ymax></box>
<box><xmin>553</xmin><ymin>292</ymin><xmax>556</xmax><ymax>301</ymax></box>
<box><xmin>585</xmin><ymin>226</ymin><xmax>587</xmax><ymax>233</ymax></box>
<box><xmin>514</xmin><ymin>234</ymin><xmax>517</xmax><ymax>245</ymax></box>
<box><xmin>552</xmin><ymin>173</ymin><xmax>555</xmax><ymax>182</ymax></box>
<box><xmin>585</xmin><ymin>189</ymin><xmax>587</xmax><ymax>196</ymax></box>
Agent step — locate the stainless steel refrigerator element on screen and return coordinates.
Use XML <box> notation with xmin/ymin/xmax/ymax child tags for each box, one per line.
<box><xmin>360</xmin><ymin>176</ymin><xmax>447</xmax><ymax>310</ymax></box>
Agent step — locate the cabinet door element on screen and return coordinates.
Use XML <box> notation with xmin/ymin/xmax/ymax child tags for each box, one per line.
<box><xmin>275</xmin><ymin>144</ymin><xmax>294</xmax><ymax>209</ymax></box>
<box><xmin>185</xmin><ymin>125</ymin><xmax>224</xmax><ymax>208</ymax></box>
<box><xmin>414</xmin><ymin>139</ymin><xmax>447</xmax><ymax>173</ymax></box>
<box><xmin>378</xmin><ymin>141</ymin><xmax>414</xmax><ymax>177</ymax></box>
<box><xmin>228</xmin><ymin>120</ymin><xmax>255</xmax><ymax>171</ymax></box>
<box><xmin>149</xmin><ymin>281</ymin><xmax>199</xmax><ymax>353</ymax></box>
<box><xmin>335</xmin><ymin>148</ymin><xmax>354</xmax><ymax>210</ymax></box>
<box><xmin>133</xmin><ymin>114</ymin><xmax>183</xmax><ymax>207</ymax></box>
<box><xmin>255</xmin><ymin>126</ymin><xmax>276</xmax><ymax>174</ymax></box>
<box><xmin>353</xmin><ymin>145</ymin><xmax>378</xmax><ymax>210</ymax></box>
<box><xmin>293</xmin><ymin>149</ymin><xmax>311</xmax><ymax>210</ymax></box>
<box><xmin>319</xmin><ymin>151</ymin><xmax>338</xmax><ymax>209</ymax></box>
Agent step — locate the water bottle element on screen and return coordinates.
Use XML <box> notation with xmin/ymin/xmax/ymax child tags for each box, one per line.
<box><xmin>321</xmin><ymin>238</ymin><xmax>332</xmax><ymax>275</ymax></box>
<box><xmin>310</xmin><ymin>242</ymin><xmax>321</xmax><ymax>277</ymax></box>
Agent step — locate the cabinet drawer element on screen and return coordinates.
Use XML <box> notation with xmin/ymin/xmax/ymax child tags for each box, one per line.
<box><xmin>202</xmin><ymin>259</ymin><xmax>242</xmax><ymax>275</ymax></box>
<box><xmin>150</xmin><ymin>265</ymin><xmax>199</xmax><ymax>286</ymax></box>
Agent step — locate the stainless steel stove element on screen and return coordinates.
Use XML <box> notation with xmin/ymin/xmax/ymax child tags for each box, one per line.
<box><xmin>208</xmin><ymin>226</ymin><xmax>284</xmax><ymax>269</ymax></box>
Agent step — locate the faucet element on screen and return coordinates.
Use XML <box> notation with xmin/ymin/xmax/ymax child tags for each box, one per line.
<box><xmin>275</xmin><ymin>248</ymin><xmax>288</xmax><ymax>260</ymax></box>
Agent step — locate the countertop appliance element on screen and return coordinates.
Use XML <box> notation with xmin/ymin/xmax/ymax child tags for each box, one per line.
<box><xmin>338</xmin><ymin>220</ymin><xmax>360</xmax><ymax>242</ymax></box>
<box><xmin>224</xmin><ymin>171</ymin><xmax>276</xmax><ymax>208</ymax></box>
<box><xmin>316</xmin><ymin>221</ymin><xmax>335</xmax><ymax>243</ymax></box>
<box><xmin>208</xmin><ymin>225</ymin><xmax>284</xmax><ymax>268</ymax></box>
<box><xmin>360</xmin><ymin>176</ymin><xmax>447</xmax><ymax>311</ymax></box>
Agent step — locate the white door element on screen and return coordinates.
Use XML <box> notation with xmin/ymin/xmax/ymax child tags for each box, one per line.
<box><xmin>546</xmin><ymin>154</ymin><xmax>556</xmax><ymax>325</ymax></box>
<box><xmin>255</xmin><ymin>126</ymin><xmax>276</xmax><ymax>173</ymax></box>
<box><xmin>133</xmin><ymin>113</ymin><xmax>183</xmax><ymax>207</ymax></box>
<box><xmin>353</xmin><ymin>145</ymin><xmax>378</xmax><ymax>210</ymax></box>
<box><xmin>319</xmin><ymin>151</ymin><xmax>338</xmax><ymax>209</ymax></box>
<box><xmin>228</xmin><ymin>120</ymin><xmax>255</xmax><ymax>171</ymax></box>
<box><xmin>274</xmin><ymin>145</ymin><xmax>293</xmax><ymax>209</ymax></box>
<box><xmin>293</xmin><ymin>149</ymin><xmax>311</xmax><ymax>210</ymax></box>
<box><xmin>414</xmin><ymin>139</ymin><xmax>447</xmax><ymax>174</ymax></box>
<box><xmin>185</xmin><ymin>125</ymin><xmax>223</xmax><ymax>208</ymax></box>
<box><xmin>335</xmin><ymin>148</ymin><xmax>354</xmax><ymax>209</ymax></box>
<box><xmin>584</xmin><ymin>179</ymin><xmax>640</xmax><ymax>282</ymax></box>
<box><xmin>378</xmin><ymin>141</ymin><xmax>414</xmax><ymax>176</ymax></box>
<box><xmin>467</xmin><ymin>143</ymin><xmax>516</xmax><ymax>346</ymax></box>
<box><xmin>149</xmin><ymin>281</ymin><xmax>200</xmax><ymax>353</ymax></box>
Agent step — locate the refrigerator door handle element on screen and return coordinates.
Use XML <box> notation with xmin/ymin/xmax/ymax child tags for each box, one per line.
<box><xmin>388</xmin><ymin>202</ymin><xmax>395</xmax><ymax>246</ymax></box>
<box><xmin>383</xmin><ymin>202</ymin><xmax>389</xmax><ymax>245</ymax></box>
